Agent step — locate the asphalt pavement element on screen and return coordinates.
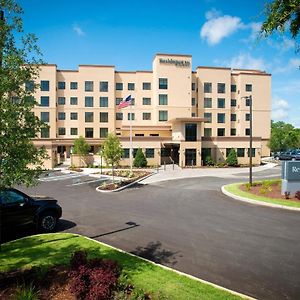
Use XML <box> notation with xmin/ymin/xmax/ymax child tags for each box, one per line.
<box><xmin>16</xmin><ymin>166</ymin><xmax>300</xmax><ymax>300</ymax></box>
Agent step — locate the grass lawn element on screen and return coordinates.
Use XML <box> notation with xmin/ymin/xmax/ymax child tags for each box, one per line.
<box><xmin>224</xmin><ymin>181</ymin><xmax>300</xmax><ymax>208</ymax></box>
<box><xmin>0</xmin><ymin>233</ymin><xmax>242</xmax><ymax>300</ymax></box>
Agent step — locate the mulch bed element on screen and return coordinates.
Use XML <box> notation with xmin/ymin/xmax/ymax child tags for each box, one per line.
<box><xmin>0</xmin><ymin>265</ymin><xmax>75</xmax><ymax>300</ymax></box>
<box><xmin>240</xmin><ymin>183</ymin><xmax>300</xmax><ymax>202</ymax></box>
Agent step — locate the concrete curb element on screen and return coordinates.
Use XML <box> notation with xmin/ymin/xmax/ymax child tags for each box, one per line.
<box><xmin>221</xmin><ymin>185</ymin><xmax>300</xmax><ymax>212</ymax></box>
<box><xmin>81</xmin><ymin>235</ymin><xmax>256</xmax><ymax>300</ymax></box>
<box><xmin>96</xmin><ymin>172</ymin><xmax>154</xmax><ymax>193</ymax></box>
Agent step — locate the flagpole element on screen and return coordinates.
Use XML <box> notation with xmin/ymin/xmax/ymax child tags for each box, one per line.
<box><xmin>129</xmin><ymin>102</ymin><xmax>133</xmax><ymax>173</ymax></box>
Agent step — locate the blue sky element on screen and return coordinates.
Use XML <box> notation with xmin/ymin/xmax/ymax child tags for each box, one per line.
<box><xmin>19</xmin><ymin>0</ymin><xmax>300</xmax><ymax>128</ymax></box>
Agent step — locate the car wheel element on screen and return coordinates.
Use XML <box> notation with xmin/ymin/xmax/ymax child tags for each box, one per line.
<box><xmin>38</xmin><ymin>212</ymin><xmax>57</xmax><ymax>232</ymax></box>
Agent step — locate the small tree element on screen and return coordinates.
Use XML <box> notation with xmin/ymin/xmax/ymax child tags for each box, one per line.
<box><xmin>226</xmin><ymin>149</ymin><xmax>238</xmax><ymax>167</ymax></box>
<box><xmin>73</xmin><ymin>136</ymin><xmax>90</xmax><ymax>155</ymax></box>
<box><xmin>102</xmin><ymin>134</ymin><xmax>123</xmax><ymax>181</ymax></box>
<box><xmin>133</xmin><ymin>148</ymin><xmax>147</xmax><ymax>168</ymax></box>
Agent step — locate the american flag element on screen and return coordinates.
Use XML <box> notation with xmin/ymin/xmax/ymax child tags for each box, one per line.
<box><xmin>118</xmin><ymin>95</ymin><xmax>132</xmax><ymax>109</ymax></box>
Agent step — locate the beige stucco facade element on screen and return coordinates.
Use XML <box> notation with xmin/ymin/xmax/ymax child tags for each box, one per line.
<box><xmin>31</xmin><ymin>53</ymin><xmax>271</xmax><ymax>169</ymax></box>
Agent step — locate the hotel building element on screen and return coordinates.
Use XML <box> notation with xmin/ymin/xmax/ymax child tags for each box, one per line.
<box><xmin>32</xmin><ymin>53</ymin><xmax>271</xmax><ymax>169</ymax></box>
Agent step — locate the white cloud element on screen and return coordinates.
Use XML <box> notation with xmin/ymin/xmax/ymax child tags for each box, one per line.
<box><xmin>272</xmin><ymin>58</ymin><xmax>300</xmax><ymax>74</ymax></box>
<box><xmin>200</xmin><ymin>9</ymin><xmax>244</xmax><ymax>45</ymax></box>
<box><xmin>248</xmin><ymin>22</ymin><xmax>262</xmax><ymax>41</ymax></box>
<box><xmin>267</xmin><ymin>36</ymin><xmax>295</xmax><ymax>52</ymax></box>
<box><xmin>272</xmin><ymin>98</ymin><xmax>290</xmax><ymax>121</ymax></box>
<box><xmin>73</xmin><ymin>24</ymin><xmax>85</xmax><ymax>36</ymax></box>
<box><xmin>220</xmin><ymin>53</ymin><xmax>267</xmax><ymax>71</ymax></box>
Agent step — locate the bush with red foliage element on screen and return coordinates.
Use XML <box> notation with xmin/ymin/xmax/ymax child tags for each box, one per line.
<box><xmin>295</xmin><ymin>191</ymin><xmax>300</xmax><ymax>200</ymax></box>
<box><xmin>68</xmin><ymin>251</ymin><xmax>120</xmax><ymax>300</ymax></box>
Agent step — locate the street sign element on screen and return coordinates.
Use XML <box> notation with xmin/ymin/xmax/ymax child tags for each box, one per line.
<box><xmin>281</xmin><ymin>161</ymin><xmax>300</xmax><ymax>195</ymax></box>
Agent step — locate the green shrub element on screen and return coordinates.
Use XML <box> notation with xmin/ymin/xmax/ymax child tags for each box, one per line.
<box><xmin>204</xmin><ymin>156</ymin><xmax>214</xmax><ymax>166</ymax></box>
<box><xmin>245</xmin><ymin>183</ymin><xmax>252</xmax><ymax>191</ymax></box>
<box><xmin>133</xmin><ymin>148</ymin><xmax>147</xmax><ymax>168</ymax></box>
<box><xmin>259</xmin><ymin>187</ymin><xmax>267</xmax><ymax>194</ymax></box>
<box><xmin>15</xmin><ymin>284</ymin><xmax>39</xmax><ymax>300</ymax></box>
<box><xmin>226</xmin><ymin>149</ymin><xmax>238</xmax><ymax>166</ymax></box>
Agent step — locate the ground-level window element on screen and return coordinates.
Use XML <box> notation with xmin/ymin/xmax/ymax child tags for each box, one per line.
<box><xmin>146</xmin><ymin>148</ymin><xmax>154</xmax><ymax>158</ymax></box>
<box><xmin>122</xmin><ymin>149</ymin><xmax>129</xmax><ymax>158</ymax></box>
<box><xmin>248</xmin><ymin>148</ymin><xmax>255</xmax><ymax>157</ymax></box>
<box><xmin>237</xmin><ymin>148</ymin><xmax>245</xmax><ymax>157</ymax></box>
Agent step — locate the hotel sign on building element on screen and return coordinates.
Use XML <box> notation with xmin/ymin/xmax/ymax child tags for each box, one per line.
<box><xmin>31</xmin><ymin>53</ymin><xmax>271</xmax><ymax>170</ymax></box>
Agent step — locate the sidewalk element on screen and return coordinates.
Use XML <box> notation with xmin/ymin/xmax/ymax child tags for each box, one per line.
<box><xmin>140</xmin><ymin>163</ymin><xmax>278</xmax><ymax>185</ymax></box>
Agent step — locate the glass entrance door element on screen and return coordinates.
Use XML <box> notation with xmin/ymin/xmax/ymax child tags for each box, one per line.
<box><xmin>185</xmin><ymin>149</ymin><xmax>196</xmax><ymax>166</ymax></box>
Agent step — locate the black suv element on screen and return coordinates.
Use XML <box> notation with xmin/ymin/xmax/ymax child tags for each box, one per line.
<box><xmin>0</xmin><ymin>188</ymin><xmax>62</xmax><ymax>232</ymax></box>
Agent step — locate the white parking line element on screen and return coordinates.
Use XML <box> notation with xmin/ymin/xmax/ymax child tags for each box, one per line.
<box><xmin>39</xmin><ymin>173</ymin><xmax>86</xmax><ymax>182</ymax></box>
<box><xmin>67</xmin><ymin>178</ymin><xmax>107</xmax><ymax>186</ymax></box>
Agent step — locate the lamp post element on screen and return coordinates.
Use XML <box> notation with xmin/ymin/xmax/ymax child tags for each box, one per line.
<box><xmin>243</xmin><ymin>95</ymin><xmax>253</xmax><ymax>186</ymax></box>
<box><xmin>0</xmin><ymin>10</ymin><xmax>4</xmax><ymax>67</ymax></box>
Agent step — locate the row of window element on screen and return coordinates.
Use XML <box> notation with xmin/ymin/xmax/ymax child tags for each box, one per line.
<box><xmin>204</xmin><ymin>112</ymin><xmax>251</xmax><ymax>123</ymax></box>
<box><xmin>204</xmin><ymin>83</ymin><xmax>252</xmax><ymax>94</ymax></box>
<box><xmin>203</xmin><ymin>148</ymin><xmax>256</xmax><ymax>158</ymax></box>
<box><xmin>203</xmin><ymin>128</ymin><xmax>251</xmax><ymax>137</ymax></box>
<box><xmin>122</xmin><ymin>148</ymin><xmax>155</xmax><ymax>158</ymax></box>
<box><xmin>203</xmin><ymin>98</ymin><xmax>251</xmax><ymax>108</ymax></box>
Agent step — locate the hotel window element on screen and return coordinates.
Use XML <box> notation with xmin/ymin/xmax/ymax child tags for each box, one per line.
<box><xmin>131</xmin><ymin>98</ymin><xmax>135</xmax><ymax>105</ymax></box>
<box><xmin>58</xmin><ymin>112</ymin><xmax>65</xmax><ymax>120</ymax></box>
<box><xmin>231</xmin><ymin>128</ymin><xmax>236</xmax><ymax>136</ymax></box>
<box><xmin>70</xmin><ymin>128</ymin><xmax>78</xmax><ymax>135</ymax></box>
<box><xmin>41</xmin><ymin>128</ymin><xmax>49</xmax><ymax>138</ymax></box>
<box><xmin>40</xmin><ymin>96</ymin><xmax>49</xmax><ymax>107</ymax></box>
<box><xmin>57</xmin><ymin>97</ymin><xmax>65</xmax><ymax>105</ymax></box>
<box><xmin>70</xmin><ymin>112</ymin><xmax>78</xmax><ymax>120</ymax></box>
<box><xmin>185</xmin><ymin>123</ymin><xmax>197</xmax><ymax>141</ymax></box>
<box><xmin>191</xmin><ymin>112</ymin><xmax>196</xmax><ymax>117</ymax></box>
<box><xmin>146</xmin><ymin>148</ymin><xmax>154</xmax><ymax>158</ymax></box>
<box><xmin>246</xmin><ymin>84</ymin><xmax>252</xmax><ymax>92</ymax></box>
<box><xmin>237</xmin><ymin>148</ymin><xmax>245</xmax><ymax>157</ymax></box>
<box><xmin>218</xmin><ymin>83</ymin><xmax>226</xmax><ymax>93</ymax></box>
<box><xmin>217</xmin><ymin>128</ymin><xmax>225</xmax><ymax>136</ymax></box>
<box><xmin>123</xmin><ymin>149</ymin><xmax>130</xmax><ymax>158</ymax></box>
<box><xmin>192</xmin><ymin>82</ymin><xmax>196</xmax><ymax>91</ymax></box>
<box><xmin>159</xmin><ymin>110</ymin><xmax>168</xmax><ymax>121</ymax></box>
<box><xmin>58</xmin><ymin>81</ymin><xmax>65</xmax><ymax>90</ymax></box>
<box><xmin>143</xmin><ymin>82</ymin><xmax>151</xmax><ymax>90</ymax></box>
<box><xmin>100</xmin><ymin>112</ymin><xmax>108</xmax><ymax>123</ymax></box>
<box><xmin>115</xmin><ymin>98</ymin><xmax>122</xmax><ymax>105</ymax></box>
<box><xmin>231</xmin><ymin>84</ymin><xmax>236</xmax><ymax>92</ymax></box>
<box><xmin>150</xmin><ymin>133</ymin><xmax>159</xmax><ymax>136</ymax></box>
<box><xmin>116</xmin><ymin>83</ymin><xmax>123</xmax><ymax>90</ymax></box>
<box><xmin>191</xmin><ymin>98</ymin><xmax>196</xmax><ymax>106</ymax></box>
<box><xmin>70</xmin><ymin>82</ymin><xmax>78</xmax><ymax>90</ymax></box>
<box><xmin>204</xmin><ymin>128</ymin><xmax>212</xmax><ymax>137</ymax></box>
<box><xmin>85</xmin><ymin>96</ymin><xmax>94</xmax><ymax>107</ymax></box>
<box><xmin>70</xmin><ymin>97</ymin><xmax>78</xmax><ymax>105</ymax></box>
<box><xmin>204</xmin><ymin>98</ymin><xmax>212</xmax><ymax>108</ymax></box>
<box><xmin>100</xmin><ymin>128</ymin><xmax>108</xmax><ymax>138</ymax></box>
<box><xmin>40</xmin><ymin>112</ymin><xmax>49</xmax><ymax>122</ymax></box>
<box><xmin>246</xmin><ymin>98</ymin><xmax>251</xmax><ymax>106</ymax></box>
<box><xmin>85</xmin><ymin>128</ymin><xmax>93</xmax><ymax>138</ymax></box>
<box><xmin>25</xmin><ymin>81</ymin><xmax>34</xmax><ymax>92</ymax></box>
<box><xmin>245</xmin><ymin>128</ymin><xmax>250</xmax><ymax>136</ymax></box>
<box><xmin>218</xmin><ymin>98</ymin><xmax>225</xmax><ymax>108</ymax></box>
<box><xmin>128</xmin><ymin>83</ymin><xmax>135</xmax><ymax>90</ymax></box>
<box><xmin>218</xmin><ymin>113</ymin><xmax>225</xmax><ymax>123</ymax></box>
<box><xmin>143</xmin><ymin>97</ymin><xmax>151</xmax><ymax>105</ymax></box>
<box><xmin>204</xmin><ymin>82</ymin><xmax>212</xmax><ymax>93</ymax></box>
<box><xmin>248</xmin><ymin>148</ymin><xmax>256</xmax><ymax>157</ymax></box>
<box><xmin>85</xmin><ymin>81</ymin><xmax>93</xmax><ymax>92</ymax></box>
<box><xmin>245</xmin><ymin>113</ymin><xmax>250</xmax><ymax>121</ymax></box>
<box><xmin>231</xmin><ymin>114</ymin><xmax>236</xmax><ymax>121</ymax></box>
<box><xmin>100</xmin><ymin>81</ymin><xmax>108</xmax><ymax>92</ymax></box>
<box><xmin>85</xmin><ymin>112</ymin><xmax>94</xmax><ymax>123</ymax></box>
<box><xmin>128</xmin><ymin>113</ymin><xmax>135</xmax><ymax>120</ymax></box>
<box><xmin>116</xmin><ymin>113</ymin><xmax>123</xmax><ymax>120</ymax></box>
<box><xmin>100</xmin><ymin>97</ymin><xmax>108</xmax><ymax>107</ymax></box>
<box><xmin>226</xmin><ymin>148</ymin><xmax>232</xmax><ymax>157</ymax></box>
<box><xmin>159</xmin><ymin>78</ymin><xmax>168</xmax><ymax>89</ymax></box>
<box><xmin>143</xmin><ymin>112</ymin><xmax>151</xmax><ymax>120</ymax></box>
<box><xmin>204</xmin><ymin>112</ymin><xmax>212</xmax><ymax>123</ymax></box>
<box><xmin>133</xmin><ymin>148</ymin><xmax>138</xmax><ymax>158</ymax></box>
<box><xmin>231</xmin><ymin>99</ymin><xmax>236</xmax><ymax>107</ymax></box>
<box><xmin>40</xmin><ymin>80</ymin><xmax>49</xmax><ymax>91</ymax></box>
<box><xmin>58</xmin><ymin>127</ymin><xmax>66</xmax><ymax>135</ymax></box>
<box><xmin>159</xmin><ymin>94</ymin><xmax>168</xmax><ymax>105</ymax></box>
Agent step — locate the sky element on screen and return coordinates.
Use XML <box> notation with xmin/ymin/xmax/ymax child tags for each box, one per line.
<box><xmin>18</xmin><ymin>0</ymin><xmax>300</xmax><ymax>128</ymax></box>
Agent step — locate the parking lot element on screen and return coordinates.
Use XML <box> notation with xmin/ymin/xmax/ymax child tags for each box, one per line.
<box><xmin>15</xmin><ymin>166</ymin><xmax>300</xmax><ymax>300</ymax></box>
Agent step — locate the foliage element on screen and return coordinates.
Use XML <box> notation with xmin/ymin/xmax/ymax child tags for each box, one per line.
<box><xmin>0</xmin><ymin>1</ymin><xmax>48</xmax><ymax>190</ymax></box>
<box><xmin>15</xmin><ymin>284</ymin><xmax>39</xmax><ymax>300</ymax></box>
<box><xmin>261</xmin><ymin>0</ymin><xmax>300</xmax><ymax>52</ymax></box>
<box><xmin>69</xmin><ymin>250</ymin><xmax>120</xmax><ymax>300</ymax></box>
<box><xmin>73</xmin><ymin>136</ymin><xmax>90</xmax><ymax>156</ymax></box>
<box><xmin>226</xmin><ymin>149</ymin><xmax>238</xmax><ymax>167</ymax></box>
<box><xmin>204</xmin><ymin>156</ymin><xmax>214</xmax><ymax>166</ymax></box>
<box><xmin>102</xmin><ymin>133</ymin><xmax>123</xmax><ymax>168</ymax></box>
<box><xmin>133</xmin><ymin>148</ymin><xmax>147</xmax><ymax>168</ymax></box>
<box><xmin>295</xmin><ymin>191</ymin><xmax>300</xmax><ymax>200</ymax></box>
<box><xmin>268</xmin><ymin>121</ymin><xmax>300</xmax><ymax>152</ymax></box>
